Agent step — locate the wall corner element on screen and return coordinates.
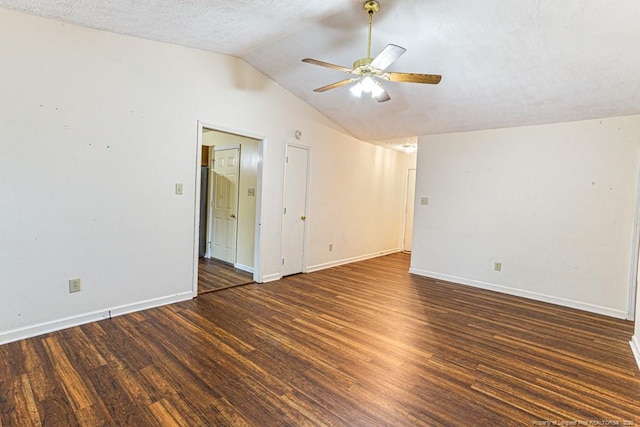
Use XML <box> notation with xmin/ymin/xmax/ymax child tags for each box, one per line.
<box><xmin>630</xmin><ymin>335</ymin><xmax>640</xmax><ymax>372</ymax></box>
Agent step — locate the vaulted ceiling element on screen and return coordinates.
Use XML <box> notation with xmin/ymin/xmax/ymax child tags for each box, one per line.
<box><xmin>2</xmin><ymin>0</ymin><xmax>639</xmax><ymax>146</ymax></box>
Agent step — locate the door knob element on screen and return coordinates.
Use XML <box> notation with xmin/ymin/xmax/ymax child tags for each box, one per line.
<box><xmin>230</xmin><ymin>214</ymin><xmax>236</xmax><ymax>218</ymax></box>
<box><xmin>301</xmin><ymin>215</ymin><xmax>306</xmax><ymax>221</ymax></box>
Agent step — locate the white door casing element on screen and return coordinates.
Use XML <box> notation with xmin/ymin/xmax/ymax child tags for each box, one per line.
<box><xmin>404</xmin><ymin>169</ymin><xmax>416</xmax><ymax>252</ymax></box>
<box><xmin>194</xmin><ymin>122</ymin><xmax>266</xmax><ymax>296</ymax></box>
<box><xmin>211</xmin><ymin>147</ymin><xmax>240</xmax><ymax>263</ymax></box>
<box><xmin>282</xmin><ymin>145</ymin><xmax>310</xmax><ymax>276</ymax></box>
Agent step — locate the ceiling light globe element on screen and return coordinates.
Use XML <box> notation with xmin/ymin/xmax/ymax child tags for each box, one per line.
<box><xmin>371</xmin><ymin>82</ymin><xmax>385</xmax><ymax>97</ymax></box>
<box><xmin>361</xmin><ymin>76</ymin><xmax>375</xmax><ymax>93</ymax></box>
<box><xmin>350</xmin><ymin>82</ymin><xmax>363</xmax><ymax>97</ymax></box>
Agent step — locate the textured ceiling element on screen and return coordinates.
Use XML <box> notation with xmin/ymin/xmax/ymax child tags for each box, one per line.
<box><xmin>2</xmin><ymin>0</ymin><xmax>640</xmax><ymax>145</ymax></box>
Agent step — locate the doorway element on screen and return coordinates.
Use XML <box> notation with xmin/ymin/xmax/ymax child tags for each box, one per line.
<box><xmin>194</xmin><ymin>125</ymin><xmax>263</xmax><ymax>295</ymax></box>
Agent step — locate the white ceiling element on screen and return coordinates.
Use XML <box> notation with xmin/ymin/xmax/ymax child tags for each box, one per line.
<box><xmin>2</xmin><ymin>0</ymin><xmax>639</xmax><ymax>145</ymax></box>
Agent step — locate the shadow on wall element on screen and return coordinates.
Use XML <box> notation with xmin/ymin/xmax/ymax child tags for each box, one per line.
<box><xmin>230</xmin><ymin>57</ymin><xmax>270</xmax><ymax>91</ymax></box>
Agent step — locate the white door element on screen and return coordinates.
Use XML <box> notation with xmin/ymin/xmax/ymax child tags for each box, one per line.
<box><xmin>211</xmin><ymin>147</ymin><xmax>240</xmax><ymax>263</ymax></box>
<box><xmin>205</xmin><ymin>145</ymin><xmax>214</xmax><ymax>257</ymax></box>
<box><xmin>282</xmin><ymin>145</ymin><xmax>309</xmax><ymax>276</ymax></box>
<box><xmin>403</xmin><ymin>169</ymin><xmax>416</xmax><ymax>252</ymax></box>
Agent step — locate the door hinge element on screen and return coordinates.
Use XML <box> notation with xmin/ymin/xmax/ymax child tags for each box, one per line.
<box><xmin>286</xmin><ymin>156</ymin><xmax>288</xmax><ymax>163</ymax></box>
<box><xmin>282</xmin><ymin>258</ymin><xmax>285</xmax><ymax>265</ymax></box>
<box><xmin>284</xmin><ymin>207</ymin><xmax>287</xmax><ymax>214</ymax></box>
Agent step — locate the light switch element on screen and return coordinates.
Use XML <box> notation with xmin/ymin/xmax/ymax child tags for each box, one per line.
<box><xmin>175</xmin><ymin>183</ymin><xmax>183</xmax><ymax>195</ymax></box>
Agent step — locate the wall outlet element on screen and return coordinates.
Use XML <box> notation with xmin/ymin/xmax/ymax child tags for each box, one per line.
<box><xmin>421</xmin><ymin>197</ymin><xmax>429</xmax><ymax>205</ymax></box>
<box><xmin>494</xmin><ymin>262</ymin><xmax>502</xmax><ymax>272</ymax></box>
<box><xmin>329</xmin><ymin>244</ymin><xmax>333</xmax><ymax>252</ymax></box>
<box><xmin>175</xmin><ymin>183</ymin><xmax>183</xmax><ymax>195</ymax></box>
<box><xmin>69</xmin><ymin>278</ymin><xmax>82</xmax><ymax>293</ymax></box>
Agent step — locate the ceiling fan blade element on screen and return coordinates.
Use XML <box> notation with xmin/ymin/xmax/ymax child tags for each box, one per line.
<box><xmin>313</xmin><ymin>78</ymin><xmax>358</xmax><ymax>92</ymax></box>
<box><xmin>370</xmin><ymin>44</ymin><xmax>406</xmax><ymax>71</ymax></box>
<box><xmin>375</xmin><ymin>88</ymin><xmax>391</xmax><ymax>103</ymax></box>
<box><xmin>387</xmin><ymin>72</ymin><xmax>442</xmax><ymax>84</ymax></box>
<box><xmin>302</xmin><ymin>58</ymin><xmax>352</xmax><ymax>73</ymax></box>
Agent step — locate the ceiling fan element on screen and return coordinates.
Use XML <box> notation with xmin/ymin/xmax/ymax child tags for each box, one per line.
<box><xmin>302</xmin><ymin>0</ymin><xmax>442</xmax><ymax>103</ymax></box>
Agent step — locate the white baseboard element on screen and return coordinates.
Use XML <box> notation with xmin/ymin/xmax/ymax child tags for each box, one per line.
<box><xmin>409</xmin><ymin>268</ymin><xmax>628</xmax><ymax>319</ymax></box>
<box><xmin>0</xmin><ymin>291</ymin><xmax>193</xmax><ymax>345</ymax></box>
<box><xmin>306</xmin><ymin>248</ymin><xmax>401</xmax><ymax>273</ymax></box>
<box><xmin>631</xmin><ymin>335</ymin><xmax>640</xmax><ymax>372</ymax></box>
<box><xmin>260</xmin><ymin>273</ymin><xmax>282</xmax><ymax>283</ymax></box>
<box><xmin>258</xmin><ymin>249</ymin><xmax>402</xmax><ymax>282</ymax></box>
<box><xmin>234</xmin><ymin>263</ymin><xmax>254</xmax><ymax>274</ymax></box>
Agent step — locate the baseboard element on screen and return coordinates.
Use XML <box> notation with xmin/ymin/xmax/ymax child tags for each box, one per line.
<box><xmin>108</xmin><ymin>292</ymin><xmax>193</xmax><ymax>318</ymax></box>
<box><xmin>0</xmin><ymin>291</ymin><xmax>193</xmax><ymax>345</ymax></box>
<box><xmin>260</xmin><ymin>273</ymin><xmax>282</xmax><ymax>283</ymax></box>
<box><xmin>631</xmin><ymin>336</ymin><xmax>640</xmax><ymax>372</ymax></box>
<box><xmin>258</xmin><ymin>249</ymin><xmax>402</xmax><ymax>282</ymax></box>
<box><xmin>409</xmin><ymin>268</ymin><xmax>628</xmax><ymax>319</ymax></box>
<box><xmin>306</xmin><ymin>248</ymin><xmax>401</xmax><ymax>273</ymax></box>
<box><xmin>234</xmin><ymin>263</ymin><xmax>254</xmax><ymax>274</ymax></box>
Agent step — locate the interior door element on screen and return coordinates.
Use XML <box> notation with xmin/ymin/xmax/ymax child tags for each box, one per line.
<box><xmin>404</xmin><ymin>168</ymin><xmax>416</xmax><ymax>252</ymax></box>
<box><xmin>282</xmin><ymin>145</ymin><xmax>309</xmax><ymax>276</ymax></box>
<box><xmin>205</xmin><ymin>145</ymin><xmax>214</xmax><ymax>257</ymax></box>
<box><xmin>199</xmin><ymin>164</ymin><xmax>208</xmax><ymax>257</ymax></box>
<box><xmin>211</xmin><ymin>147</ymin><xmax>240</xmax><ymax>263</ymax></box>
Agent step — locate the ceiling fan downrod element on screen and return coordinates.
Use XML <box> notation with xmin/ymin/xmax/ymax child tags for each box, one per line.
<box><xmin>364</xmin><ymin>0</ymin><xmax>379</xmax><ymax>59</ymax></box>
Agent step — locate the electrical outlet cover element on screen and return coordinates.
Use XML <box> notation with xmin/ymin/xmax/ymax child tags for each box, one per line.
<box><xmin>69</xmin><ymin>278</ymin><xmax>82</xmax><ymax>293</ymax></box>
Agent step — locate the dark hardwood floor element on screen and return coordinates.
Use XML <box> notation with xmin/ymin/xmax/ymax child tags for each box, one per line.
<box><xmin>198</xmin><ymin>257</ymin><xmax>254</xmax><ymax>294</ymax></box>
<box><xmin>1</xmin><ymin>253</ymin><xmax>639</xmax><ymax>426</ymax></box>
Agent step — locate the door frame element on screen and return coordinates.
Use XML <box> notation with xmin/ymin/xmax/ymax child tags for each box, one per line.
<box><xmin>193</xmin><ymin>121</ymin><xmax>265</xmax><ymax>297</ymax></box>
<box><xmin>281</xmin><ymin>142</ymin><xmax>311</xmax><ymax>276</ymax></box>
<box><xmin>627</xmin><ymin>160</ymin><xmax>640</xmax><ymax>320</ymax></box>
<box><xmin>402</xmin><ymin>168</ymin><xmax>416</xmax><ymax>253</ymax></box>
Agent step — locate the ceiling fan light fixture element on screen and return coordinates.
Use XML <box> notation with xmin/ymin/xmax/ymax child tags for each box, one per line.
<box><xmin>350</xmin><ymin>81</ymin><xmax>363</xmax><ymax>97</ymax></box>
<box><xmin>371</xmin><ymin>81</ymin><xmax>385</xmax><ymax>98</ymax></box>
<box><xmin>350</xmin><ymin>76</ymin><xmax>385</xmax><ymax>99</ymax></box>
<box><xmin>360</xmin><ymin>76</ymin><xmax>375</xmax><ymax>93</ymax></box>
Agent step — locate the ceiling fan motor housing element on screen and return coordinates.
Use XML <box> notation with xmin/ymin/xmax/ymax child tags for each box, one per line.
<box><xmin>353</xmin><ymin>57</ymin><xmax>375</xmax><ymax>75</ymax></box>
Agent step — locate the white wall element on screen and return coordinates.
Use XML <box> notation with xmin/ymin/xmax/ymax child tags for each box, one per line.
<box><xmin>0</xmin><ymin>9</ymin><xmax>410</xmax><ymax>343</ymax></box>
<box><xmin>411</xmin><ymin>115</ymin><xmax>640</xmax><ymax>319</ymax></box>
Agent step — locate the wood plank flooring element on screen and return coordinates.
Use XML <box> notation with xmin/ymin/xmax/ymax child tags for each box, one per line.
<box><xmin>198</xmin><ymin>257</ymin><xmax>254</xmax><ymax>294</ymax></box>
<box><xmin>1</xmin><ymin>253</ymin><xmax>640</xmax><ymax>426</ymax></box>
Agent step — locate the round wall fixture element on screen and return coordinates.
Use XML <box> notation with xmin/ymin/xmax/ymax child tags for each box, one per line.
<box><xmin>295</xmin><ymin>130</ymin><xmax>303</xmax><ymax>140</ymax></box>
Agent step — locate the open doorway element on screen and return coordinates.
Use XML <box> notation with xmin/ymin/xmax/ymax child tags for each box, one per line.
<box><xmin>194</xmin><ymin>125</ymin><xmax>263</xmax><ymax>294</ymax></box>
